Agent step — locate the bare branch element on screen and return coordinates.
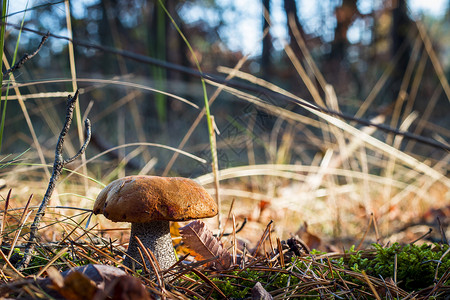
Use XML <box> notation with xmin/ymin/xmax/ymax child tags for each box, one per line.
<box><xmin>16</xmin><ymin>90</ymin><xmax>91</xmax><ymax>270</ymax></box>
<box><xmin>65</xmin><ymin>118</ymin><xmax>91</xmax><ymax>164</ymax></box>
<box><xmin>3</xmin><ymin>32</ymin><xmax>49</xmax><ymax>77</ymax></box>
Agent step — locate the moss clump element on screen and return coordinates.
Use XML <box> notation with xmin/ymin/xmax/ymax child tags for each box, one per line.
<box><xmin>345</xmin><ymin>243</ymin><xmax>450</xmax><ymax>290</ymax></box>
<box><xmin>182</xmin><ymin>242</ymin><xmax>450</xmax><ymax>298</ymax></box>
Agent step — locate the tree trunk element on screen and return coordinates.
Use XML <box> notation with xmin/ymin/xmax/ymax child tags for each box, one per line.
<box><xmin>261</xmin><ymin>0</ymin><xmax>272</xmax><ymax>79</ymax></box>
<box><xmin>330</xmin><ymin>0</ymin><xmax>358</xmax><ymax>61</ymax></box>
<box><xmin>283</xmin><ymin>0</ymin><xmax>305</xmax><ymax>60</ymax></box>
<box><xmin>389</xmin><ymin>0</ymin><xmax>412</xmax><ymax>99</ymax></box>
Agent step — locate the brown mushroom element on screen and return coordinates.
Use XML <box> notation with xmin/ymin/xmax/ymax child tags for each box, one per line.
<box><xmin>93</xmin><ymin>175</ymin><xmax>217</xmax><ymax>271</ymax></box>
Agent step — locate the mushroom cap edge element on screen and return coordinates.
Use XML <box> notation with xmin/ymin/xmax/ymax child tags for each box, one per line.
<box><xmin>93</xmin><ymin>175</ymin><xmax>218</xmax><ymax>223</ymax></box>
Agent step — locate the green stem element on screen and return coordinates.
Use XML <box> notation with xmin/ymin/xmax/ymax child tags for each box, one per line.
<box><xmin>157</xmin><ymin>0</ymin><xmax>215</xmax><ymax>165</ymax></box>
<box><xmin>0</xmin><ymin>0</ymin><xmax>28</xmax><ymax>153</ymax></box>
<box><xmin>0</xmin><ymin>0</ymin><xmax>8</xmax><ymax>153</ymax></box>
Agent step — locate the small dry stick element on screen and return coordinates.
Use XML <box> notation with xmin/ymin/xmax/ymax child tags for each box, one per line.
<box><xmin>17</xmin><ymin>90</ymin><xmax>91</xmax><ymax>270</ymax></box>
<box><xmin>3</xmin><ymin>33</ymin><xmax>50</xmax><ymax>77</ymax></box>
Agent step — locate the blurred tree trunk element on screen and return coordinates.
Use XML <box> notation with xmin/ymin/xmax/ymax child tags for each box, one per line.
<box><xmin>330</xmin><ymin>0</ymin><xmax>358</xmax><ymax>61</ymax></box>
<box><xmin>283</xmin><ymin>0</ymin><xmax>305</xmax><ymax>61</ymax></box>
<box><xmin>146</xmin><ymin>0</ymin><xmax>188</xmax><ymax>127</ymax></box>
<box><xmin>261</xmin><ymin>0</ymin><xmax>272</xmax><ymax>79</ymax></box>
<box><xmin>389</xmin><ymin>0</ymin><xmax>412</xmax><ymax>99</ymax></box>
<box><xmin>165</xmin><ymin>0</ymin><xmax>187</xmax><ymax>82</ymax></box>
<box><xmin>98</xmin><ymin>0</ymin><xmax>121</xmax><ymax>74</ymax></box>
<box><xmin>149</xmin><ymin>0</ymin><xmax>168</xmax><ymax>124</ymax></box>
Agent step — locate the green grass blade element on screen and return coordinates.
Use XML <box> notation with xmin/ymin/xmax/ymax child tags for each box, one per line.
<box><xmin>157</xmin><ymin>0</ymin><xmax>215</xmax><ymax>168</ymax></box>
<box><xmin>0</xmin><ymin>0</ymin><xmax>29</xmax><ymax>153</ymax></box>
<box><xmin>0</xmin><ymin>0</ymin><xmax>9</xmax><ymax>153</ymax></box>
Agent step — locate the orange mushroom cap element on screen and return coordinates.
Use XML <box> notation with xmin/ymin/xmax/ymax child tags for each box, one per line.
<box><xmin>93</xmin><ymin>175</ymin><xmax>218</xmax><ymax>223</ymax></box>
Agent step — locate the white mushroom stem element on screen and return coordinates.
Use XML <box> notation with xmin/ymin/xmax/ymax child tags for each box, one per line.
<box><xmin>124</xmin><ymin>220</ymin><xmax>176</xmax><ymax>271</ymax></box>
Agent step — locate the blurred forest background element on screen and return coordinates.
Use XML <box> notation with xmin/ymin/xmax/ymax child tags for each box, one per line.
<box><xmin>1</xmin><ymin>0</ymin><xmax>449</xmax><ymax>246</ymax></box>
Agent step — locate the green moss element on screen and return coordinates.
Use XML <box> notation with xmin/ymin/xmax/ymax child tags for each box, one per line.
<box><xmin>182</xmin><ymin>242</ymin><xmax>450</xmax><ymax>298</ymax></box>
<box><xmin>347</xmin><ymin>242</ymin><xmax>450</xmax><ymax>290</ymax></box>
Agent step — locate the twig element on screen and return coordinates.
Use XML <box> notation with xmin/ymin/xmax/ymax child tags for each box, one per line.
<box><xmin>2</xmin><ymin>32</ymin><xmax>49</xmax><ymax>77</ymax></box>
<box><xmin>16</xmin><ymin>91</ymin><xmax>91</xmax><ymax>270</ymax></box>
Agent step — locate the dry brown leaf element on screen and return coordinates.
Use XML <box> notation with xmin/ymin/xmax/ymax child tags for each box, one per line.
<box><xmin>47</xmin><ymin>267</ymin><xmax>98</xmax><ymax>300</ymax></box>
<box><xmin>179</xmin><ymin>220</ymin><xmax>231</xmax><ymax>270</ymax></box>
<box><xmin>109</xmin><ymin>275</ymin><xmax>152</xmax><ymax>300</ymax></box>
<box><xmin>44</xmin><ymin>264</ymin><xmax>151</xmax><ymax>300</ymax></box>
<box><xmin>295</xmin><ymin>221</ymin><xmax>321</xmax><ymax>250</ymax></box>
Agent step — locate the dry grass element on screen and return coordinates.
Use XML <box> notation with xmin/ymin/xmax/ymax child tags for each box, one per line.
<box><xmin>0</xmin><ymin>2</ymin><xmax>449</xmax><ymax>298</ymax></box>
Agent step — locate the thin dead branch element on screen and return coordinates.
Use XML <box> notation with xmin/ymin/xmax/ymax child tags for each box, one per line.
<box><xmin>16</xmin><ymin>91</ymin><xmax>91</xmax><ymax>270</ymax></box>
<box><xmin>2</xmin><ymin>33</ymin><xmax>49</xmax><ymax>77</ymax></box>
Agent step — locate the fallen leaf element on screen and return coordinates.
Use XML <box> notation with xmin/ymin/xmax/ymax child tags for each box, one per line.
<box><xmin>43</xmin><ymin>264</ymin><xmax>151</xmax><ymax>300</ymax></box>
<box><xmin>47</xmin><ymin>267</ymin><xmax>97</xmax><ymax>300</ymax></box>
<box><xmin>109</xmin><ymin>275</ymin><xmax>152</xmax><ymax>300</ymax></box>
<box><xmin>295</xmin><ymin>222</ymin><xmax>321</xmax><ymax>250</ymax></box>
<box><xmin>180</xmin><ymin>220</ymin><xmax>231</xmax><ymax>270</ymax></box>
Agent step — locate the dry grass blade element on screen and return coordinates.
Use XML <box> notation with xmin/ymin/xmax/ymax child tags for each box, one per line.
<box><xmin>190</xmin><ymin>268</ymin><xmax>227</xmax><ymax>299</ymax></box>
<box><xmin>63</xmin><ymin>142</ymin><xmax>206</xmax><ymax>184</ymax></box>
<box><xmin>356</xmin><ymin>213</ymin><xmax>374</xmax><ymax>251</ymax></box>
<box><xmin>136</xmin><ymin>247</ymin><xmax>150</xmax><ymax>274</ymax></box>
<box><xmin>287</xmin><ymin>13</ymin><xmax>328</xmax><ymax>91</ymax></box>
<box><xmin>134</xmin><ymin>236</ymin><xmax>165</xmax><ymax>290</ymax></box>
<box><xmin>64</xmin><ymin>0</ymin><xmax>90</xmax><ymax>196</ymax></box>
<box><xmin>0</xmin><ymin>91</ymin><xmax>72</xmax><ymax>100</ymax></box>
<box><xmin>180</xmin><ymin>220</ymin><xmax>231</xmax><ymax>270</ymax></box>
<box><xmin>284</xmin><ymin>14</ymin><xmax>325</xmax><ymax>107</ymax></box>
<box><xmin>0</xmin><ymin>189</ymin><xmax>11</xmax><ymax>246</ymax></box>
<box><xmin>232</xmin><ymin>214</ymin><xmax>237</xmax><ymax>266</ymax></box>
<box><xmin>57</xmin><ymin>213</ymin><xmax>92</xmax><ymax>245</ymax></box>
<box><xmin>162</xmin><ymin>53</ymin><xmax>249</xmax><ymax>176</ymax></box>
<box><xmin>276</xmin><ymin>238</ymin><xmax>285</xmax><ymax>269</ymax></box>
<box><xmin>415</xmin><ymin>20</ymin><xmax>450</xmax><ymax>102</ymax></box>
<box><xmin>6</xmin><ymin>194</ymin><xmax>33</xmax><ymax>260</ymax></box>
<box><xmin>0</xmin><ymin>249</ymin><xmax>24</xmax><ymax>279</ymax></box>
<box><xmin>218</xmin><ymin>198</ymin><xmax>235</xmax><ymax>241</ymax></box>
<box><xmin>252</xmin><ymin>220</ymin><xmax>273</xmax><ymax>259</ymax></box>
<box><xmin>9</xmin><ymin>78</ymin><xmax>200</xmax><ymax>109</ymax></box>
<box><xmin>434</xmin><ymin>247</ymin><xmax>450</xmax><ymax>282</ymax></box>
<box><xmin>83</xmin><ymin>243</ymin><xmax>126</xmax><ymax>267</ymax></box>
<box><xmin>209</xmin><ymin>115</ymin><xmax>221</xmax><ymax>231</ymax></box>
<box><xmin>361</xmin><ymin>270</ymin><xmax>381</xmax><ymax>300</ymax></box>
<box><xmin>197</xmin><ymin>164</ymin><xmax>408</xmax><ymax>188</ymax></box>
<box><xmin>2</xmin><ymin>55</ymin><xmax>49</xmax><ymax>179</ymax></box>
<box><xmin>36</xmin><ymin>247</ymin><xmax>69</xmax><ymax>277</ymax></box>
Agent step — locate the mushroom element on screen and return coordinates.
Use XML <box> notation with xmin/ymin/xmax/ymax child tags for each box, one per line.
<box><xmin>93</xmin><ymin>175</ymin><xmax>218</xmax><ymax>271</ymax></box>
